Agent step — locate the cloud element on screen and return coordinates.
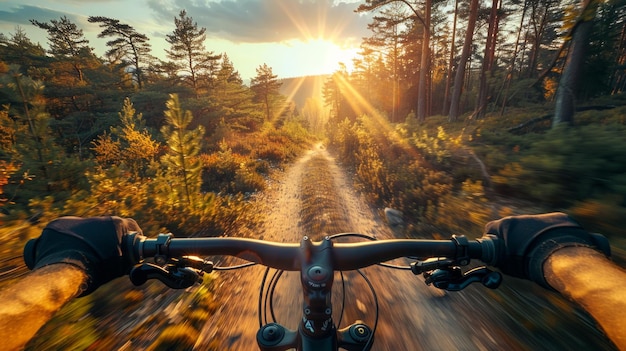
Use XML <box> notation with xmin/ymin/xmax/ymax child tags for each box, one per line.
<box><xmin>146</xmin><ymin>0</ymin><xmax>372</xmax><ymax>45</ymax></box>
<box><xmin>0</xmin><ymin>5</ymin><xmax>82</xmax><ymax>26</ymax></box>
<box><xmin>0</xmin><ymin>4</ymin><xmax>102</xmax><ymax>38</ymax></box>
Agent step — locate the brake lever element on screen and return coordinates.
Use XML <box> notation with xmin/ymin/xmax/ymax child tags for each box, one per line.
<box><xmin>410</xmin><ymin>257</ymin><xmax>456</xmax><ymax>274</ymax></box>
<box><xmin>129</xmin><ymin>262</ymin><xmax>206</xmax><ymax>289</ymax></box>
<box><xmin>423</xmin><ymin>266</ymin><xmax>502</xmax><ymax>291</ymax></box>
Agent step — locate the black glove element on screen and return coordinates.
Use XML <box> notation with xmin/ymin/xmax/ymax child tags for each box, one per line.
<box><xmin>482</xmin><ymin>212</ymin><xmax>610</xmax><ymax>288</ymax></box>
<box><xmin>23</xmin><ymin>216</ymin><xmax>146</xmax><ymax>296</ymax></box>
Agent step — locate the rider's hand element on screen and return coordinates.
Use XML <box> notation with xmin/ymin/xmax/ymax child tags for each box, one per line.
<box><xmin>483</xmin><ymin>212</ymin><xmax>610</xmax><ymax>288</ymax></box>
<box><xmin>23</xmin><ymin>216</ymin><xmax>146</xmax><ymax>296</ymax></box>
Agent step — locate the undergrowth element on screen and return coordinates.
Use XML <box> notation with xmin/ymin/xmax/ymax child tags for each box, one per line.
<box><xmin>328</xmin><ymin>96</ymin><xmax>626</xmax><ymax>239</ymax></box>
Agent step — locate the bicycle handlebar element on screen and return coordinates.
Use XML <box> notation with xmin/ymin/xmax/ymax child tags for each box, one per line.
<box><xmin>131</xmin><ymin>234</ymin><xmax>498</xmax><ymax>271</ymax></box>
<box><xmin>126</xmin><ymin>233</ymin><xmax>501</xmax><ymax>351</ymax></box>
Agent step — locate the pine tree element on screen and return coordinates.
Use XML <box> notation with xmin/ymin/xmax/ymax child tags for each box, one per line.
<box><xmin>30</xmin><ymin>16</ymin><xmax>95</xmax><ymax>82</ymax></box>
<box><xmin>165</xmin><ymin>10</ymin><xmax>221</xmax><ymax>97</ymax></box>
<box><xmin>357</xmin><ymin>0</ymin><xmax>432</xmax><ymax>121</ymax></box>
<box><xmin>360</xmin><ymin>2</ymin><xmax>406</xmax><ymax>122</ymax></box>
<box><xmin>0</xmin><ymin>27</ymin><xmax>47</xmax><ymax>71</ymax></box>
<box><xmin>210</xmin><ymin>54</ymin><xmax>260</xmax><ymax>131</ymax></box>
<box><xmin>2</xmin><ymin>69</ymin><xmax>88</xmax><ymax>211</ymax></box>
<box><xmin>448</xmin><ymin>0</ymin><xmax>480</xmax><ymax>122</ymax></box>
<box><xmin>30</xmin><ymin>16</ymin><xmax>105</xmax><ymax>155</ymax></box>
<box><xmin>159</xmin><ymin>94</ymin><xmax>205</xmax><ymax>210</ymax></box>
<box><xmin>323</xmin><ymin>71</ymin><xmax>345</xmax><ymax>121</ymax></box>
<box><xmin>88</xmin><ymin>16</ymin><xmax>152</xmax><ymax>89</ymax></box>
<box><xmin>91</xmin><ymin>98</ymin><xmax>160</xmax><ymax>179</ymax></box>
<box><xmin>250</xmin><ymin>64</ymin><xmax>282</xmax><ymax>121</ymax></box>
<box><xmin>554</xmin><ymin>0</ymin><xmax>600</xmax><ymax>126</ymax></box>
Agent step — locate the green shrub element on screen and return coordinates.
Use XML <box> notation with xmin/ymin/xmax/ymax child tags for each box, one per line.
<box><xmin>424</xmin><ymin>180</ymin><xmax>491</xmax><ymax>238</ymax></box>
<box><xmin>355</xmin><ymin>141</ymin><xmax>389</xmax><ymax>205</ymax></box>
<box><xmin>411</xmin><ymin>126</ymin><xmax>453</xmax><ymax>165</ymax></box>
<box><xmin>279</xmin><ymin>119</ymin><xmax>311</xmax><ymax>145</ymax></box>
<box><xmin>493</xmin><ymin>124</ymin><xmax>626</xmax><ymax>206</ymax></box>
<box><xmin>234</xmin><ymin>165</ymin><xmax>266</xmax><ymax>193</ymax></box>
<box><xmin>254</xmin><ymin>138</ymin><xmax>291</xmax><ymax>163</ymax></box>
<box><xmin>200</xmin><ymin>147</ymin><xmax>243</xmax><ymax>193</ymax></box>
<box><xmin>328</xmin><ymin>118</ymin><xmax>359</xmax><ymax>164</ymax></box>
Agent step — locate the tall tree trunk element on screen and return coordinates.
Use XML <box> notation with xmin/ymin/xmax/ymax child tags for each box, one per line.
<box><xmin>611</xmin><ymin>21</ymin><xmax>626</xmax><ymax>94</ymax></box>
<box><xmin>417</xmin><ymin>0</ymin><xmax>431</xmax><ymax>122</ymax></box>
<box><xmin>553</xmin><ymin>0</ymin><xmax>598</xmax><ymax>126</ymax></box>
<box><xmin>448</xmin><ymin>0</ymin><xmax>480</xmax><ymax>122</ymax></box>
<box><xmin>526</xmin><ymin>1</ymin><xmax>554</xmax><ymax>78</ymax></box>
<box><xmin>475</xmin><ymin>0</ymin><xmax>500</xmax><ymax>119</ymax></box>
<box><xmin>517</xmin><ymin>21</ymin><xmax>530</xmax><ymax>80</ymax></box>
<box><xmin>392</xmin><ymin>25</ymin><xmax>399</xmax><ymax>122</ymax></box>
<box><xmin>489</xmin><ymin>0</ymin><xmax>502</xmax><ymax>77</ymax></box>
<box><xmin>132</xmin><ymin>49</ymin><xmax>143</xmax><ymax>89</ymax></box>
<box><xmin>442</xmin><ymin>0</ymin><xmax>459</xmax><ymax>116</ymax></box>
<box><xmin>500</xmin><ymin>0</ymin><xmax>528</xmax><ymax>117</ymax></box>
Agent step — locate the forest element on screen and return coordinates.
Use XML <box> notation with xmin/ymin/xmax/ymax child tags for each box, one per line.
<box><xmin>1</xmin><ymin>0</ymin><xmax>626</xmax><ymax>347</ymax></box>
<box><xmin>0</xmin><ymin>10</ymin><xmax>315</xmax><ymax>237</ymax></box>
<box><xmin>1</xmin><ymin>0</ymin><xmax>622</xmax><ymax>234</ymax></box>
<box><xmin>0</xmin><ymin>0</ymin><xmax>624</xmax><ymax>257</ymax></box>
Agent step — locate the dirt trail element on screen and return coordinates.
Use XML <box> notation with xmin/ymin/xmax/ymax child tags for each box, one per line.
<box><xmin>194</xmin><ymin>144</ymin><xmax>614</xmax><ymax>350</ymax></box>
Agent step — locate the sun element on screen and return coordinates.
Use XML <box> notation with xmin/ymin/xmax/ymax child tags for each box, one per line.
<box><xmin>307</xmin><ymin>38</ymin><xmax>359</xmax><ymax>74</ymax></box>
<box><xmin>269</xmin><ymin>0</ymin><xmax>361</xmax><ymax>76</ymax></box>
<box><xmin>282</xmin><ymin>38</ymin><xmax>358</xmax><ymax>77</ymax></box>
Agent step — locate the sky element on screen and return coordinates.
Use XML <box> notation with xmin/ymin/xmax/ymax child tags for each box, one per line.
<box><xmin>0</xmin><ymin>0</ymin><xmax>374</xmax><ymax>81</ymax></box>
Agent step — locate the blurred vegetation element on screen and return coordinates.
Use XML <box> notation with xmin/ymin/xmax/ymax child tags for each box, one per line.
<box><xmin>25</xmin><ymin>277</ymin><xmax>220</xmax><ymax>351</ymax></box>
<box><xmin>0</xmin><ymin>59</ymin><xmax>313</xmax><ymax>350</ymax></box>
<box><xmin>0</xmin><ymin>18</ymin><xmax>317</xmax><ymax>348</ymax></box>
<box><xmin>0</xmin><ymin>90</ymin><xmax>312</xmax><ymax>349</ymax></box>
<box><xmin>327</xmin><ymin>93</ymin><xmax>626</xmax><ymax>240</ymax></box>
<box><xmin>0</xmin><ymin>89</ymin><xmax>312</xmax><ymax>349</ymax></box>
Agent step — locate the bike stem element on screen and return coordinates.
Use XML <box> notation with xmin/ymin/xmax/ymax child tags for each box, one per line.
<box><xmin>298</xmin><ymin>236</ymin><xmax>375</xmax><ymax>351</ymax></box>
<box><xmin>299</xmin><ymin>236</ymin><xmax>335</xmax><ymax>338</ymax></box>
<box><xmin>256</xmin><ymin>236</ymin><xmax>373</xmax><ymax>351</ymax></box>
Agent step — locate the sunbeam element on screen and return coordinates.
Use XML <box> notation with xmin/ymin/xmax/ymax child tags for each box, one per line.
<box><xmin>330</xmin><ymin>72</ymin><xmax>423</xmax><ymax>160</ymax></box>
<box><xmin>273</xmin><ymin>1</ymin><xmax>360</xmax><ymax>75</ymax></box>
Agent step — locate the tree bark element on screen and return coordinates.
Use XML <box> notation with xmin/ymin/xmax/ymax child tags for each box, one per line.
<box><xmin>442</xmin><ymin>0</ymin><xmax>459</xmax><ymax>116</ymax></box>
<box><xmin>417</xmin><ymin>0</ymin><xmax>431</xmax><ymax>122</ymax></box>
<box><xmin>500</xmin><ymin>0</ymin><xmax>528</xmax><ymax>117</ymax></box>
<box><xmin>475</xmin><ymin>0</ymin><xmax>500</xmax><ymax>119</ymax></box>
<box><xmin>553</xmin><ymin>0</ymin><xmax>598</xmax><ymax>126</ymax></box>
<box><xmin>610</xmin><ymin>20</ymin><xmax>626</xmax><ymax>94</ymax></box>
<box><xmin>448</xmin><ymin>0</ymin><xmax>479</xmax><ymax>122</ymax></box>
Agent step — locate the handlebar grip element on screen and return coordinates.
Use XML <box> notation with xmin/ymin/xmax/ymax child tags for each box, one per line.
<box><xmin>124</xmin><ymin>232</ymin><xmax>147</xmax><ymax>265</ymax></box>
<box><xmin>476</xmin><ymin>234</ymin><xmax>500</xmax><ymax>266</ymax></box>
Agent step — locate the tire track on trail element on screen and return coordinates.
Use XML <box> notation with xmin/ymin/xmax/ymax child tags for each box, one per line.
<box><xmin>194</xmin><ymin>144</ymin><xmax>615</xmax><ymax>350</ymax></box>
<box><xmin>193</xmin><ymin>143</ymin><xmax>390</xmax><ymax>350</ymax></box>
<box><xmin>193</xmin><ymin>145</ymin><xmax>315</xmax><ymax>350</ymax></box>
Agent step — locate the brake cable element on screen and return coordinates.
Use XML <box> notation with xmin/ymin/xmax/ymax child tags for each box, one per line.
<box><xmin>259</xmin><ymin>267</ymin><xmax>270</xmax><ymax>327</ymax></box>
<box><xmin>337</xmin><ymin>271</ymin><xmax>346</xmax><ymax>328</ymax></box>
<box><xmin>267</xmin><ymin>269</ymin><xmax>284</xmax><ymax>323</ymax></box>
<box><xmin>213</xmin><ymin>262</ymin><xmax>257</xmax><ymax>270</ymax></box>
